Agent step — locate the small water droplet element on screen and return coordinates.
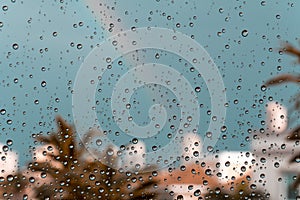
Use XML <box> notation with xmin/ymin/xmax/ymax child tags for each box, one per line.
<box><xmin>96</xmin><ymin>139</ymin><xmax>102</xmax><ymax>146</ymax></box>
<box><xmin>107</xmin><ymin>148</ymin><xmax>114</xmax><ymax>156</ymax></box>
<box><xmin>89</xmin><ymin>174</ymin><xmax>96</xmax><ymax>181</ymax></box>
<box><xmin>12</xmin><ymin>43</ymin><xmax>19</xmax><ymax>50</ymax></box>
<box><xmin>106</xmin><ymin>57</ymin><xmax>111</xmax><ymax>63</ymax></box>
<box><xmin>194</xmin><ymin>189</ymin><xmax>201</xmax><ymax>196</ymax></box>
<box><xmin>0</xmin><ymin>109</ymin><xmax>6</xmax><ymax>115</ymax></box>
<box><xmin>2</xmin><ymin>6</ymin><xmax>8</xmax><ymax>11</ymax></box>
<box><xmin>132</xmin><ymin>138</ymin><xmax>138</xmax><ymax>144</ymax></box>
<box><xmin>195</xmin><ymin>87</ymin><xmax>201</xmax><ymax>93</ymax></box>
<box><xmin>155</xmin><ymin>53</ymin><xmax>160</xmax><ymax>59</ymax></box>
<box><xmin>41</xmin><ymin>172</ymin><xmax>47</xmax><ymax>178</ymax></box>
<box><xmin>6</xmin><ymin>139</ymin><xmax>13</xmax><ymax>146</ymax></box>
<box><xmin>6</xmin><ymin>119</ymin><xmax>12</xmax><ymax>125</ymax></box>
<box><xmin>29</xmin><ymin>177</ymin><xmax>35</xmax><ymax>183</ymax></box>
<box><xmin>76</xmin><ymin>44</ymin><xmax>82</xmax><ymax>49</ymax></box>
<box><xmin>7</xmin><ymin>175</ymin><xmax>14</xmax><ymax>182</ymax></box>
<box><xmin>152</xmin><ymin>145</ymin><xmax>158</xmax><ymax>151</ymax></box>
<box><xmin>41</xmin><ymin>81</ymin><xmax>47</xmax><ymax>87</ymax></box>
<box><xmin>241</xmin><ymin>30</ymin><xmax>248</xmax><ymax>37</ymax></box>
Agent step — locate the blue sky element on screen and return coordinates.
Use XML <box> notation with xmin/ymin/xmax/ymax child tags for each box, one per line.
<box><xmin>0</xmin><ymin>0</ymin><xmax>299</xmax><ymax>166</ymax></box>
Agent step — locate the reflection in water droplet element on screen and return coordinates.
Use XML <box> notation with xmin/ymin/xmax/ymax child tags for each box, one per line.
<box><xmin>77</xmin><ymin>44</ymin><xmax>82</xmax><ymax>49</ymax></box>
<box><xmin>194</xmin><ymin>189</ymin><xmax>201</xmax><ymax>196</ymax></box>
<box><xmin>6</xmin><ymin>119</ymin><xmax>12</xmax><ymax>125</ymax></box>
<box><xmin>6</xmin><ymin>139</ymin><xmax>13</xmax><ymax>146</ymax></box>
<box><xmin>12</xmin><ymin>43</ymin><xmax>19</xmax><ymax>50</ymax></box>
<box><xmin>195</xmin><ymin>87</ymin><xmax>201</xmax><ymax>93</ymax></box>
<box><xmin>7</xmin><ymin>175</ymin><xmax>14</xmax><ymax>182</ymax></box>
<box><xmin>29</xmin><ymin>177</ymin><xmax>35</xmax><ymax>183</ymax></box>
<box><xmin>241</xmin><ymin>30</ymin><xmax>248</xmax><ymax>37</ymax></box>
<box><xmin>2</xmin><ymin>6</ymin><xmax>8</xmax><ymax>11</ymax></box>
<box><xmin>41</xmin><ymin>81</ymin><xmax>47</xmax><ymax>87</ymax></box>
<box><xmin>0</xmin><ymin>109</ymin><xmax>6</xmax><ymax>115</ymax></box>
<box><xmin>89</xmin><ymin>174</ymin><xmax>96</xmax><ymax>181</ymax></box>
<box><xmin>96</xmin><ymin>139</ymin><xmax>102</xmax><ymax>146</ymax></box>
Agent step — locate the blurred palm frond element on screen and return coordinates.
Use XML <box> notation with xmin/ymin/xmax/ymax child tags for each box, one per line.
<box><xmin>265</xmin><ymin>74</ymin><xmax>300</xmax><ymax>86</ymax></box>
<box><xmin>0</xmin><ymin>173</ymin><xmax>31</xmax><ymax>200</ymax></box>
<box><xmin>27</xmin><ymin>116</ymin><xmax>160</xmax><ymax>200</ymax></box>
<box><xmin>267</xmin><ymin>43</ymin><xmax>300</xmax><ymax>189</ymax></box>
<box><xmin>284</xmin><ymin>43</ymin><xmax>300</xmax><ymax>63</ymax></box>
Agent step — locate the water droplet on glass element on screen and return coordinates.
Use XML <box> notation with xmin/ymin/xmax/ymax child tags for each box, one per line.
<box><xmin>194</xmin><ymin>189</ymin><xmax>201</xmax><ymax>196</ymax></box>
<box><xmin>126</xmin><ymin>104</ymin><xmax>131</xmax><ymax>109</ymax></box>
<box><xmin>206</xmin><ymin>132</ymin><xmax>212</xmax><ymax>138</ymax></box>
<box><xmin>96</xmin><ymin>139</ymin><xmax>102</xmax><ymax>146</ymax></box>
<box><xmin>152</xmin><ymin>146</ymin><xmax>158</xmax><ymax>151</ymax></box>
<box><xmin>6</xmin><ymin>119</ymin><xmax>12</xmax><ymax>125</ymax></box>
<box><xmin>29</xmin><ymin>177</ymin><xmax>35</xmax><ymax>183</ymax></box>
<box><xmin>12</xmin><ymin>43</ymin><xmax>19</xmax><ymax>50</ymax></box>
<box><xmin>107</xmin><ymin>148</ymin><xmax>114</xmax><ymax>156</ymax></box>
<box><xmin>106</xmin><ymin>57</ymin><xmax>111</xmax><ymax>63</ymax></box>
<box><xmin>193</xmin><ymin>151</ymin><xmax>199</xmax><ymax>157</ymax></box>
<box><xmin>2</xmin><ymin>6</ymin><xmax>8</xmax><ymax>11</ymax></box>
<box><xmin>195</xmin><ymin>87</ymin><xmax>201</xmax><ymax>93</ymax></box>
<box><xmin>76</xmin><ymin>44</ymin><xmax>82</xmax><ymax>49</ymax></box>
<box><xmin>241</xmin><ymin>30</ymin><xmax>248</xmax><ymax>37</ymax></box>
<box><xmin>41</xmin><ymin>172</ymin><xmax>47</xmax><ymax>178</ymax></box>
<box><xmin>132</xmin><ymin>138</ymin><xmax>138</xmax><ymax>144</ymax></box>
<box><xmin>7</xmin><ymin>175</ymin><xmax>14</xmax><ymax>182</ymax></box>
<box><xmin>41</xmin><ymin>81</ymin><xmax>47</xmax><ymax>87</ymax></box>
<box><xmin>89</xmin><ymin>174</ymin><xmax>96</xmax><ymax>181</ymax></box>
<box><xmin>0</xmin><ymin>109</ymin><xmax>6</xmax><ymax>115</ymax></box>
<box><xmin>6</xmin><ymin>139</ymin><xmax>13</xmax><ymax>146</ymax></box>
<box><xmin>207</xmin><ymin>146</ymin><xmax>214</xmax><ymax>152</ymax></box>
<box><xmin>155</xmin><ymin>53</ymin><xmax>160</xmax><ymax>59</ymax></box>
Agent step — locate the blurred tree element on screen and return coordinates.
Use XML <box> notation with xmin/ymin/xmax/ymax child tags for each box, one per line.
<box><xmin>29</xmin><ymin>116</ymin><xmax>161</xmax><ymax>199</ymax></box>
<box><xmin>0</xmin><ymin>116</ymin><xmax>163</xmax><ymax>200</ymax></box>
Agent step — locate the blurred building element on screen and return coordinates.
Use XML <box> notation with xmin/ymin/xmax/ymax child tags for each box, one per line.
<box><xmin>160</xmin><ymin>101</ymin><xmax>299</xmax><ymax>199</ymax></box>
<box><xmin>251</xmin><ymin>101</ymin><xmax>300</xmax><ymax>200</ymax></box>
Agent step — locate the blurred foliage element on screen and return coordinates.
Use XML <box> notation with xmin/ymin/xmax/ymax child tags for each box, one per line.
<box><xmin>0</xmin><ymin>172</ymin><xmax>32</xmax><ymax>199</ymax></box>
<box><xmin>1</xmin><ymin>116</ymin><xmax>161</xmax><ymax>200</ymax></box>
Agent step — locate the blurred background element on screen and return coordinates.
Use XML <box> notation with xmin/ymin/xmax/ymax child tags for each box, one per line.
<box><xmin>0</xmin><ymin>1</ymin><xmax>300</xmax><ymax>199</ymax></box>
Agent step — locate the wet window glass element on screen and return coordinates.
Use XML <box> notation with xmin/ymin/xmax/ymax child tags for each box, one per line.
<box><xmin>0</xmin><ymin>0</ymin><xmax>299</xmax><ymax>199</ymax></box>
